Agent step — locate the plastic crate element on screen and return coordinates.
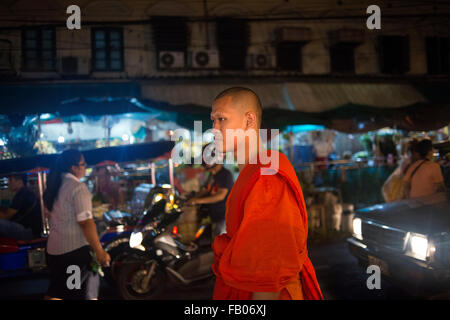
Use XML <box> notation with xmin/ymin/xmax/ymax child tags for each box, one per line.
<box><xmin>0</xmin><ymin>251</ymin><xmax>27</xmax><ymax>271</ymax></box>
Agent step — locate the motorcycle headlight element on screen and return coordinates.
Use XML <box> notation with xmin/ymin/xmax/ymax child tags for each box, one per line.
<box><xmin>407</xmin><ymin>233</ymin><xmax>429</xmax><ymax>261</ymax></box>
<box><xmin>129</xmin><ymin>231</ymin><xmax>143</xmax><ymax>248</ymax></box>
<box><xmin>353</xmin><ymin>218</ymin><xmax>363</xmax><ymax>240</ymax></box>
<box><xmin>152</xmin><ymin>193</ymin><xmax>164</xmax><ymax>204</ymax></box>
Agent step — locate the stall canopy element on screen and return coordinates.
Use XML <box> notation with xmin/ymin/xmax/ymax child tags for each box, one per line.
<box><xmin>0</xmin><ymin>82</ymin><xmax>143</xmax><ymax>116</ymax></box>
<box><xmin>0</xmin><ymin>140</ymin><xmax>175</xmax><ymax>175</ymax></box>
<box><xmin>140</xmin><ymin>80</ymin><xmax>450</xmax><ymax>133</ymax></box>
<box><xmin>1</xmin><ymin>80</ymin><xmax>449</xmax><ymax>133</ymax></box>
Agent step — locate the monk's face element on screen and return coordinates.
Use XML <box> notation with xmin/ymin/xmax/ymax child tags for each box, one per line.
<box><xmin>211</xmin><ymin>96</ymin><xmax>247</xmax><ymax>154</ymax></box>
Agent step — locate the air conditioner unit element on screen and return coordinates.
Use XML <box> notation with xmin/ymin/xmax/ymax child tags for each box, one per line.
<box><xmin>247</xmin><ymin>53</ymin><xmax>275</xmax><ymax>69</ymax></box>
<box><xmin>59</xmin><ymin>56</ymin><xmax>89</xmax><ymax>75</ymax></box>
<box><xmin>158</xmin><ymin>51</ymin><xmax>185</xmax><ymax>69</ymax></box>
<box><xmin>189</xmin><ymin>50</ymin><xmax>219</xmax><ymax>69</ymax></box>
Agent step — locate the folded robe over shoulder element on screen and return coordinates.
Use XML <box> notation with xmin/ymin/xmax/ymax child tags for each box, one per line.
<box><xmin>212</xmin><ymin>150</ymin><xmax>323</xmax><ymax>300</ymax></box>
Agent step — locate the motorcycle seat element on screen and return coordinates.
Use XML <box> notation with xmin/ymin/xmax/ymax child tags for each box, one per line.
<box><xmin>174</xmin><ymin>239</ymin><xmax>198</xmax><ymax>252</ymax></box>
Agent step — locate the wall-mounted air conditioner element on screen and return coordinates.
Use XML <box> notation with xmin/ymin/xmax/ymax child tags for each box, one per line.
<box><xmin>158</xmin><ymin>51</ymin><xmax>185</xmax><ymax>69</ymax></box>
<box><xmin>189</xmin><ymin>50</ymin><xmax>220</xmax><ymax>69</ymax></box>
<box><xmin>247</xmin><ymin>53</ymin><xmax>275</xmax><ymax>69</ymax></box>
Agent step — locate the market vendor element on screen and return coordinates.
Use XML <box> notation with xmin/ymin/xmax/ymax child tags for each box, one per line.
<box><xmin>0</xmin><ymin>174</ymin><xmax>41</xmax><ymax>240</ymax></box>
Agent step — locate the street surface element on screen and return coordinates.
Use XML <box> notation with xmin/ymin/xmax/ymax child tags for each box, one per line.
<box><xmin>0</xmin><ymin>240</ymin><xmax>437</xmax><ymax>300</ymax></box>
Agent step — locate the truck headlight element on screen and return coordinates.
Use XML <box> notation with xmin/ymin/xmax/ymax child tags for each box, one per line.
<box><xmin>129</xmin><ymin>231</ymin><xmax>143</xmax><ymax>248</ymax></box>
<box><xmin>353</xmin><ymin>218</ymin><xmax>363</xmax><ymax>240</ymax></box>
<box><xmin>408</xmin><ymin>233</ymin><xmax>428</xmax><ymax>261</ymax></box>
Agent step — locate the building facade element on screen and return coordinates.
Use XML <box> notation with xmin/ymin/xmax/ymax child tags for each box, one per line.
<box><xmin>0</xmin><ymin>0</ymin><xmax>449</xmax><ymax>133</ymax></box>
<box><xmin>1</xmin><ymin>0</ymin><xmax>449</xmax><ymax>80</ymax></box>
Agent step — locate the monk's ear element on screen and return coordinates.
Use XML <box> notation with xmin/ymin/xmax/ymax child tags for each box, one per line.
<box><xmin>245</xmin><ymin>111</ymin><xmax>257</xmax><ymax>129</ymax></box>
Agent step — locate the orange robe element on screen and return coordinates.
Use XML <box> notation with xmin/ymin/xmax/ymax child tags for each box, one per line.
<box><xmin>212</xmin><ymin>150</ymin><xmax>323</xmax><ymax>300</ymax></box>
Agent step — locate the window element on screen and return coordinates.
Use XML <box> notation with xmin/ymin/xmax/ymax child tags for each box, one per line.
<box><xmin>216</xmin><ymin>19</ymin><xmax>248</xmax><ymax>70</ymax></box>
<box><xmin>0</xmin><ymin>39</ymin><xmax>12</xmax><ymax>70</ymax></box>
<box><xmin>276</xmin><ymin>42</ymin><xmax>304</xmax><ymax>71</ymax></box>
<box><xmin>92</xmin><ymin>28</ymin><xmax>124</xmax><ymax>71</ymax></box>
<box><xmin>151</xmin><ymin>16</ymin><xmax>188</xmax><ymax>51</ymax></box>
<box><xmin>330</xmin><ymin>43</ymin><xmax>356</xmax><ymax>73</ymax></box>
<box><xmin>426</xmin><ymin>37</ymin><xmax>450</xmax><ymax>74</ymax></box>
<box><xmin>21</xmin><ymin>28</ymin><xmax>56</xmax><ymax>71</ymax></box>
<box><xmin>151</xmin><ymin>16</ymin><xmax>188</xmax><ymax>69</ymax></box>
<box><xmin>378</xmin><ymin>35</ymin><xmax>410</xmax><ymax>74</ymax></box>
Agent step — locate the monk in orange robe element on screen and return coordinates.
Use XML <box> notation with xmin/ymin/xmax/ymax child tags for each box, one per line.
<box><xmin>209</xmin><ymin>87</ymin><xmax>323</xmax><ymax>300</ymax></box>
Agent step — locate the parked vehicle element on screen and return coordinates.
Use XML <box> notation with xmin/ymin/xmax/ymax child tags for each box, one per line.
<box><xmin>347</xmin><ymin>141</ymin><xmax>450</xmax><ymax>297</ymax></box>
<box><xmin>115</xmin><ymin>186</ymin><xmax>215</xmax><ymax>300</ymax></box>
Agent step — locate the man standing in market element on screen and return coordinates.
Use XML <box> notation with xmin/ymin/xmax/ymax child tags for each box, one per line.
<box><xmin>209</xmin><ymin>87</ymin><xmax>323</xmax><ymax>300</ymax></box>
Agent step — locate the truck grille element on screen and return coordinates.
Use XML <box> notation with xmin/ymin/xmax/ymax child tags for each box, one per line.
<box><xmin>362</xmin><ymin>222</ymin><xmax>407</xmax><ymax>252</ymax></box>
<box><xmin>435</xmin><ymin>234</ymin><xmax>450</xmax><ymax>267</ymax></box>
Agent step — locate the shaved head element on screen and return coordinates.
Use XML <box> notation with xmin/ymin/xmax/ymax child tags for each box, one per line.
<box><xmin>209</xmin><ymin>87</ymin><xmax>278</xmax><ymax>172</ymax></box>
<box><xmin>214</xmin><ymin>87</ymin><xmax>262</xmax><ymax>128</ymax></box>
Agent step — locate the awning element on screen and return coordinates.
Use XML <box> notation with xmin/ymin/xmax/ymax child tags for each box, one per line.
<box><xmin>1</xmin><ymin>80</ymin><xmax>449</xmax><ymax>133</ymax></box>
<box><xmin>0</xmin><ymin>82</ymin><xmax>143</xmax><ymax>116</ymax></box>
<box><xmin>140</xmin><ymin>81</ymin><xmax>427</xmax><ymax>112</ymax></box>
<box><xmin>0</xmin><ymin>140</ymin><xmax>175</xmax><ymax>175</ymax></box>
<box><xmin>140</xmin><ymin>80</ymin><xmax>450</xmax><ymax>132</ymax></box>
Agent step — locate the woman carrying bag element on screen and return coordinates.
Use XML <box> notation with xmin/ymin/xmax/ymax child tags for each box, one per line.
<box><xmin>382</xmin><ymin>139</ymin><xmax>419</xmax><ymax>202</ymax></box>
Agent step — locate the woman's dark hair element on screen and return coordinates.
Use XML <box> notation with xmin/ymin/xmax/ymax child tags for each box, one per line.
<box><xmin>43</xmin><ymin>149</ymin><xmax>83</xmax><ymax>212</ymax></box>
<box><xmin>415</xmin><ymin>139</ymin><xmax>433</xmax><ymax>159</ymax></box>
<box><xmin>407</xmin><ymin>138</ymin><xmax>419</xmax><ymax>154</ymax></box>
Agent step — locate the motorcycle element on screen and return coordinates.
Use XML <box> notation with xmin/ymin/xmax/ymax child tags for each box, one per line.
<box><xmin>115</xmin><ymin>186</ymin><xmax>216</xmax><ymax>300</ymax></box>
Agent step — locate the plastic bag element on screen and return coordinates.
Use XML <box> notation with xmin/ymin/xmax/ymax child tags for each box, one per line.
<box><xmin>382</xmin><ymin>167</ymin><xmax>404</xmax><ymax>202</ymax></box>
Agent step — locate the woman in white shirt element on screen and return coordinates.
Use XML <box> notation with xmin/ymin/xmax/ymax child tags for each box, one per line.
<box><xmin>43</xmin><ymin>149</ymin><xmax>110</xmax><ymax>300</ymax></box>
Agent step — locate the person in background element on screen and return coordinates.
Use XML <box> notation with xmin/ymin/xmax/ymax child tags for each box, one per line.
<box><xmin>312</xmin><ymin>131</ymin><xmax>334</xmax><ymax>170</ymax></box>
<box><xmin>187</xmin><ymin>145</ymin><xmax>234</xmax><ymax>237</ymax></box>
<box><xmin>399</xmin><ymin>138</ymin><xmax>421</xmax><ymax>175</ymax></box>
<box><xmin>403</xmin><ymin>139</ymin><xmax>446</xmax><ymax>199</ymax></box>
<box><xmin>0</xmin><ymin>174</ymin><xmax>41</xmax><ymax>240</ymax></box>
<box><xmin>381</xmin><ymin>138</ymin><xmax>420</xmax><ymax>202</ymax></box>
<box><xmin>94</xmin><ymin>163</ymin><xmax>124</xmax><ymax>210</ymax></box>
<box><xmin>44</xmin><ymin>149</ymin><xmax>110</xmax><ymax>300</ymax></box>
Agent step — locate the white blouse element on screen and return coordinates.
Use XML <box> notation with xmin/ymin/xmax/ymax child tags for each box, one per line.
<box><xmin>47</xmin><ymin>173</ymin><xmax>93</xmax><ymax>255</ymax></box>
